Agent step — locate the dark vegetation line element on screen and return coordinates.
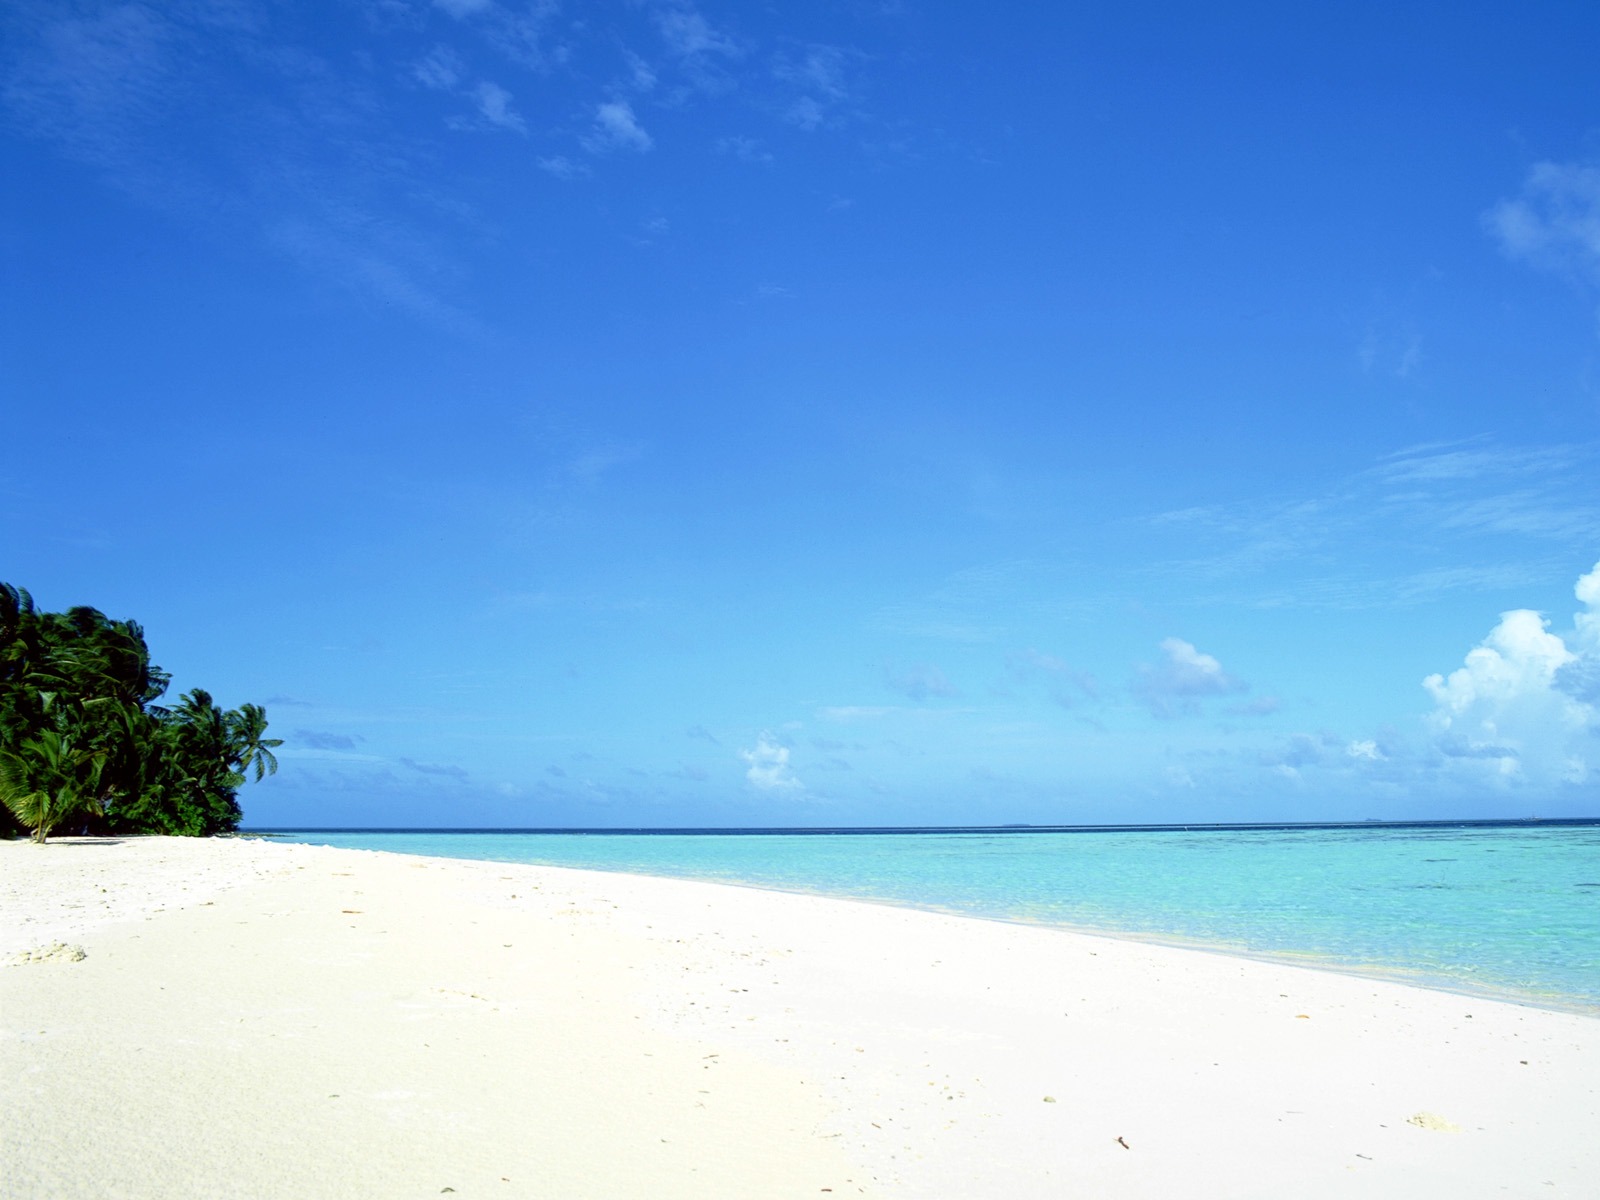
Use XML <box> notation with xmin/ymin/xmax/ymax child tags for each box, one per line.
<box><xmin>0</xmin><ymin>583</ymin><xmax>279</xmax><ymax>842</ymax></box>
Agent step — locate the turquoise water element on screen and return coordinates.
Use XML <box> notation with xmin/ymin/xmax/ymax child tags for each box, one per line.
<box><xmin>268</xmin><ymin>824</ymin><xmax>1600</xmax><ymax>1013</ymax></box>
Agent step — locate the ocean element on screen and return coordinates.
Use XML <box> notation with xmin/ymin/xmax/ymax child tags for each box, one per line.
<box><xmin>264</xmin><ymin>821</ymin><xmax>1600</xmax><ymax>1014</ymax></box>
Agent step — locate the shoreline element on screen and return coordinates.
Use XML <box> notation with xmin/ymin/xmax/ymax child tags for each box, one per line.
<box><xmin>253</xmin><ymin>832</ymin><xmax>1600</xmax><ymax>1019</ymax></box>
<box><xmin>4</xmin><ymin>836</ymin><xmax>1599</xmax><ymax>1198</ymax></box>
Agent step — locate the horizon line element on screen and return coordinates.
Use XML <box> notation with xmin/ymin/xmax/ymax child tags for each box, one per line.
<box><xmin>242</xmin><ymin>816</ymin><xmax>1600</xmax><ymax>836</ymax></box>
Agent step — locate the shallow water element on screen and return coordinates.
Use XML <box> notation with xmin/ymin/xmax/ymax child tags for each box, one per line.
<box><xmin>267</xmin><ymin>823</ymin><xmax>1600</xmax><ymax>1013</ymax></box>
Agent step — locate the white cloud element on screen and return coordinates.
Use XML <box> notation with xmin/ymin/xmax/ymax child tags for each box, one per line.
<box><xmin>1487</xmin><ymin>159</ymin><xmax>1600</xmax><ymax>327</ymax></box>
<box><xmin>1578</xmin><ymin>562</ymin><xmax>1600</xmax><ymax>609</ymax></box>
<box><xmin>584</xmin><ymin>100</ymin><xmax>652</xmax><ymax>153</ymax></box>
<box><xmin>1422</xmin><ymin>560</ymin><xmax>1600</xmax><ymax>785</ymax></box>
<box><xmin>1424</xmin><ymin>609</ymin><xmax>1573</xmax><ymax>715</ymax></box>
<box><xmin>472</xmin><ymin>80</ymin><xmax>524</xmax><ymax>132</ymax></box>
<box><xmin>1134</xmin><ymin>638</ymin><xmax>1247</xmax><ymax>717</ymax></box>
<box><xmin>1346</xmin><ymin>739</ymin><xmax>1383</xmax><ymax>761</ymax></box>
<box><xmin>740</xmin><ymin>732</ymin><xmax>801</xmax><ymax>791</ymax></box>
<box><xmin>1487</xmin><ymin>161</ymin><xmax>1600</xmax><ymax>274</ymax></box>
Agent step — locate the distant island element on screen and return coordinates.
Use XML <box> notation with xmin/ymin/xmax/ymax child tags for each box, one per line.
<box><xmin>0</xmin><ymin>584</ymin><xmax>279</xmax><ymax>841</ymax></box>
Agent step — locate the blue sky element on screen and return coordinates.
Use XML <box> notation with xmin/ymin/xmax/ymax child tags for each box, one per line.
<box><xmin>4</xmin><ymin>0</ymin><xmax>1599</xmax><ymax>828</ymax></box>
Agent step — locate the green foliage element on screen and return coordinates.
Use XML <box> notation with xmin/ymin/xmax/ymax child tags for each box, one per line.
<box><xmin>0</xmin><ymin>730</ymin><xmax>102</xmax><ymax>842</ymax></box>
<box><xmin>0</xmin><ymin>583</ymin><xmax>280</xmax><ymax>840</ymax></box>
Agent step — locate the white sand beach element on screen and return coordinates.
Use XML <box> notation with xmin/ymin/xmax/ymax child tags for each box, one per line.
<box><xmin>3</xmin><ymin>836</ymin><xmax>1597</xmax><ymax>1199</ymax></box>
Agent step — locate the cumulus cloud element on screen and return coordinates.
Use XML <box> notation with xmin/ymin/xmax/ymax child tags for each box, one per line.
<box><xmin>1134</xmin><ymin>638</ymin><xmax>1247</xmax><ymax>717</ymax></box>
<box><xmin>740</xmin><ymin>732</ymin><xmax>801</xmax><ymax>791</ymax></box>
<box><xmin>1422</xmin><ymin>560</ymin><xmax>1600</xmax><ymax>786</ymax></box>
<box><xmin>584</xmin><ymin>100</ymin><xmax>652</xmax><ymax>153</ymax></box>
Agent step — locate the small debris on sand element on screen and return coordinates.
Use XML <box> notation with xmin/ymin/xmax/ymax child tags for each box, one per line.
<box><xmin>6</xmin><ymin>942</ymin><xmax>87</xmax><ymax>966</ymax></box>
<box><xmin>1406</xmin><ymin>1112</ymin><xmax>1461</xmax><ymax>1133</ymax></box>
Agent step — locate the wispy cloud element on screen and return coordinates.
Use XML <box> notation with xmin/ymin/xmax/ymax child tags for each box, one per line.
<box><xmin>566</xmin><ymin>445</ymin><xmax>643</xmax><ymax>483</ymax></box>
<box><xmin>1487</xmin><ymin>157</ymin><xmax>1600</xmax><ymax>334</ymax></box>
<box><xmin>400</xmin><ymin>756</ymin><xmax>470</xmax><ymax>779</ymax></box>
<box><xmin>292</xmin><ymin>729</ymin><xmax>361</xmax><ymax>750</ymax></box>
<box><xmin>538</xmin><ymin>154</ymin><xmax>588</xmax><ymax>180</ymax></box>
<box><xmin>884</xmin><ymin>662</ymin><xmax>957</xmax><ymax>701</ymax></box>
<box><xmin>1006</xmin><ymin>648</ymin><xmax>1098</xmax><ymax>708</ymax></box>
<box><xmin>4</xmin><ymin>0</ymin><xmax>898</xmax><ymax>334</ymax></box>
<box><xmin>414</xmin><ymin>44</ymin><xmax>464</xmax><ymax>90</ymax></box>
<box><xmin>1376</xmin><ymin>440</ymin><xmax>1581</xmax><ymax>484</ymax></box>
<box><xmin>468</xmin><ymin>79</ymin><xmax>525</xmax><ymax>133</ymax></box>
<box><xmin>434</xmin><ymin>0</ymin><xmax>495</xmax><ymax>20</ymax></box>
<box><xmin>1226</xmin><ymin>696</ymin><xmax>1282</xmax><ymax>717</ymax></box>
<box><xmin>1140</xmin><ymin>440</ymin><xmax>1600</xmax><ymax>610</ymax></box>
<box><xmin>773</xmin><ymin>43</ymin><xmax>856</xmax><ymax>130</ymax></box>
<box><xmin>716</xmin><ymin>134</ymin><xmax>771</xmax><ymax>163</ymax></box>
<box><xmin>817</xmin><ymin>705</ymin><xmax>897</xmax><ymax>721</ymax></box>
<box><xmin>3</xmin><ymin>0</ymin><xmax>485</xmax><ymax>333</ymax></box>
<box><xmin>1486</xmin><ymin>159</ymin><xmax>1600</xmax><ymax>286</ymax></box>
<box><xmin>584</xmin><ymin>99</ymin><xmax>652</xmax><ymax>153</ymax></box>
<box><xmin>654</xmin><ymin>3</ymin><xmax>742</xmax><ymax>63</ymax></box>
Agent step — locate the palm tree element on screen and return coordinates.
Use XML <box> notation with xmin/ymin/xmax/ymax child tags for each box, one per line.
<box><xmin>227</xmin><ymin>703</ymin><xmax>282</xmax><ymax>782</ymax></box>
<box><xmin>0</xmin><ymin>730</ymin><xmax>104</xmax><ymax>843</ymax></box>
<box><xmin>2</xmin><ymin>585</ymin><xmax>275</xmax><ymax>838</ymax></box>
